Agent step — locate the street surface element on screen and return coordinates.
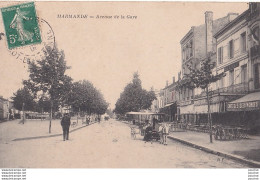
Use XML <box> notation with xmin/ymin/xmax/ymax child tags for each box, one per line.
<box><xmin>0</xmin><ymin>119</ymin><xmax>247</xmax><ymax>168</ymax></box>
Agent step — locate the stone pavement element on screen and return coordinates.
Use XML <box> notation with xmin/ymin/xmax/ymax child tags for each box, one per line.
<box><xmin>168</xmin><ymin>130</ymin><xmax>260</xmax><ymax>167</ymax></box>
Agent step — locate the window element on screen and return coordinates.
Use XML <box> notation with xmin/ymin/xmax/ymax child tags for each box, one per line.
<box><xmin>252</xmin><ymin>26</ymin><xmax>259</xmax><ymax>47</ymax></box>
<box><xmin>219</xmin><ymin>77</ymin><xmax>224</xmax><ymax>88</ymax></box>
<box><xmin>182</xmin><ymin>49</ymin><xmax>185</xmax><ymax>61</ymax></box>
<box><xmin>229</xmin><ymin>40</ymin><xmax>234</xmax><ymax>59</ymax></box>
<box><xmin>241</xmin><ymin>65</ymin><xmax>247</xmax><ymax>83</ymax></box>
<box><xmin>241</xmin><ymin>32</ymin><xmax>246</xmax><ymax>53</ymax></box>
<box><xmin>218</xmin><ymin>47</ymin><xmax>223</xmax><ymax>64</ymax></box>
<box><xmin>229</xmin><ymin>70</ymin><xmax>234</xmax><ymax>86</ymax></box>
<box><xmin>186</xmin><ymin>45</ymin><xmax>189</xmax><ymax>60</ymax></box>
<box><xmin>190</xmin><ymin>40</ymin><xmax>193</xmax><ymax>57</ymax></box>
<box><xmin>254</xmin><ymin>63</ymin><xmax>260</xmax><ymax>89</ymax></box>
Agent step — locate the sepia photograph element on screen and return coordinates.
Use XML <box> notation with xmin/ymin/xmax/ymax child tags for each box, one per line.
<box><xmin>0</xmin><ymin>1</ymin><xmax>260</xmax><ymax>172</ymax></box>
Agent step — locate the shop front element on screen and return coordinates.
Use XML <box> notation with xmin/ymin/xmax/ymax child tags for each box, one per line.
<box><xmin>227</xmin><ymin>91</ymin><xmax>260</xmax><ymax>133</ymax></box>
<box><xmin>159</xmin><ymin>102</ymin><xmax>177</xmax><ymax>122</ymax></box>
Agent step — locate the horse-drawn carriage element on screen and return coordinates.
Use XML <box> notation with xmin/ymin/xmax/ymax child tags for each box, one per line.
<box><xmin>126</xmin><ymin>112</ymin><xmax>166</xmax><ymax>142</ymax></box>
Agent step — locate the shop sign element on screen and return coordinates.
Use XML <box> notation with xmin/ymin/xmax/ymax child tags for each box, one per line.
<box><xmin>227</xmin><ymin>101</ymin><xmax>260</xmax><ymax>111</ymax></box>
<box><xmin>224</xmin><ymin>62</ymin><xmax>239</xmax><ymax>72</ymax></box>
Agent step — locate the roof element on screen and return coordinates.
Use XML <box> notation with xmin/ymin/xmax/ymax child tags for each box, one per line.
<box><xmin>0</xmin><ymin>96</ymin><xmax>8</xmax><ymax>101</ymax></box>
<box><xmin>180</xmin><ymin>13</ymin><xmax>234</xmax><ymax>44</ymax></box>
<box><xmin>214</xmin><ymin>10</ymin><xmax>249</xmax><ymax>39</ymax></box>
<box><xmin>180</xmin><ymin>27</ymin><xmax>194</xmax><ymax>44</ymax></box>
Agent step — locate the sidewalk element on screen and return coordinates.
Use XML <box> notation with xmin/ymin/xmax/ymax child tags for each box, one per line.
<box><xmin>168</xmin><ymin>131</ymin><xmax>260</xmax><ymax>167</ymax></box>
<box><xmin>0</xmin><ymin>117</ymin><xmax>96</xmax><ymax>143</ymax></box>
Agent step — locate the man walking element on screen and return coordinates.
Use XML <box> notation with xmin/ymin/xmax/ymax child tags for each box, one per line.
<box><xmin>61</xmin><ymin>113</ymin><xmax>71</xmax><ymax>141</ymax></box>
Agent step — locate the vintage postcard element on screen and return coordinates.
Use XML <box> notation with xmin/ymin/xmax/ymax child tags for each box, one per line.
<box><xmin>0</xmin><ymin>1</ymin><xmax>259</xmax><ymax>174</ymax></box>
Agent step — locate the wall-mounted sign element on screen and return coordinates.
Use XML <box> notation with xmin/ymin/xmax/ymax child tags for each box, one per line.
<box><xmin>227</xmin><ymin>100</ymin><xmax>260</xmax><ymax>111</ymax></box>
<box><xmin>224</xmin><ymin>62</ymin><xmax>239</xmax><ymax>72</ymax></box>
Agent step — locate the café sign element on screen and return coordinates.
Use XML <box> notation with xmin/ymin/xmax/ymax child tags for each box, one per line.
<box><xmin>227</xmin><ymin>101</ymin><xmax>260</xmax><ymax>111</ymax></box>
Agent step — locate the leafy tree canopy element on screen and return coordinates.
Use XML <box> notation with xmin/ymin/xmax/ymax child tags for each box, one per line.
<box><xmin>23</xmin><ymin>45</ymin><xmax>73</xmax><ymax>109</ymax></box>
<box><xmin>69</xmin><ymin>80</ymin><xmax>108</xmax><ymax>115</ymax></box>
<box><xmin>114</xmin><ymin>72</ymin><xmax>156</xmax><ymax>115</ymax></box>
<box><xmin>12</xmin><ymin>87</ymin><xmax>36</xmax><ymax>111</ymax></box>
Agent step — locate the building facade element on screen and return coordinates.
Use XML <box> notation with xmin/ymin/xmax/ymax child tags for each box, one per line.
<box><xmin>177</xmin><ymin>12</ymin><xmax>239</xmax><ymax>124</ymax></box>
<box><xmin>160</xmin><ymin>78</ymin><xmax>177</xmax><ymax>121</ymax></box>
<box><xmin>0</xmin><ymin>96</ymin><xmax>9</xmax><ymax>120</ymax></box>
<box><xmin>214</xmin><ymin>3</ymin><xmax>260</xmax><ymax>133</ymax></box>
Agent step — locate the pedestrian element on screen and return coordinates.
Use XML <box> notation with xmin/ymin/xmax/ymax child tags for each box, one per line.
<box><xmin>86</xmin><ymin>116</ymin><xmax>90</xmax><ymax>125</ymax></box>
<box><xmin>143</xmin><ymin>123</ymin><xmax>153</xmax><ymax>143</ymax></box>
<box><xmin>162</xmin><ymin>123</ymin><xmax>169</xmax><ymax>145</ymax></box>
<box><xmin>61</xmin><ymin>113</ymin><xmax>71</xmax><ymax>141</ymax></box>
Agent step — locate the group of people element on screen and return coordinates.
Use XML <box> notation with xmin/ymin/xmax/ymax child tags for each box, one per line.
<box><xmin>143</xmin><ymin>118</ymin><xmax>170</xmax><ymax>145</ymax></box>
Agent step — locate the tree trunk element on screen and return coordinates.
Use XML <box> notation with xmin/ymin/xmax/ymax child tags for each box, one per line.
<box><xmin>77</xmin><ymin>107</ymin><xmax>80</xmax><ymax>124</ymax></box>
<box><xmin>206</xmin><ymin>86</ymin><xmax>213</xmax><ymax>143</ymax></box>
<box><xmin>22</xmin><ymin>103</ymin><xmax>25</xmax><ymax>124</ymax></box>
<box><xmin>41</xmin><ymin>108</ymin><xmax>43</xmax><ymax>121</ymax></box>
<box><xmin>49</xmin><ymin>101</ymin><xmax>53</xmax><ymax>133</ymax></box>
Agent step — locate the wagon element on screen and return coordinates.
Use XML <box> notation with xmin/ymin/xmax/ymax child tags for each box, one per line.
<box><xmin>126</xmin><ymin>112</ymin><xmax>166</xmax><ymax>142</ymax></box>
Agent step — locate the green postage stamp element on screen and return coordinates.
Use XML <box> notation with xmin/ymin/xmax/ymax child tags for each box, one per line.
<box><xmin>1</xmin><ymin>2</ymin><xmax>41</xmax><ymax>49</ymax></box>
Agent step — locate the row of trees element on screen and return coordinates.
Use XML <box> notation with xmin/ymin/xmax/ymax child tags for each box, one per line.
<box><xmin>114</xmin><ymin>72</ymin><xmax>156</xmax><ymax>115</ymax></box>
<box><xmin>12</xmin><ymin>45</ymin><xmax>108</xmax><ymax>133</ymax></box>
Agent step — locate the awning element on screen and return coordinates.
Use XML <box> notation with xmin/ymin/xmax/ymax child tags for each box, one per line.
<box><xmin>164</xmin><ymin>102</ymin><xmax>175</xmax><ymax>108</ymax></box>
<box><xmin>180</xmin><ymin>104</ymin><xmax>194</xmax><ymax>114</ymax></box>
<box><xmin>227</xmin><ymin>91</ymin><xmax>260</xmax><ymax>111</ymax></box>
<box><xmin>194</xmin><ymin>103</ymin><xmax>221</xmax><ymax>113</ymax></box>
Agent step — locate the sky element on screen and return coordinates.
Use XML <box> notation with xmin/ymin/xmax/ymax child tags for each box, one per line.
<box><xmin>0</xmin><ymin>2</ymin><xmax>248</xmax><ymax>109</ymax></box>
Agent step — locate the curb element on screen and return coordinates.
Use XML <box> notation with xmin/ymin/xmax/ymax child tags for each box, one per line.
<box><xmin>168</xmin><ymin>135</ymin><xmax>260</xmax><ymax>168</ymax></box>
<box><xmin>12</xmin><ymin>122</ymin><xmax>98</xmax><ymax>142</ymax></box>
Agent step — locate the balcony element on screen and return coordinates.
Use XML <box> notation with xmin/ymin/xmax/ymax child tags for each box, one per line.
<box><xmin>212</xmin><ymin>82</ymin><xmax>249</xmax><ymax>95</ymax></box>
<box><xmin>192</xmin><ymin>83</ymin><xmax>248</xmax><ymax>100</ymax></box>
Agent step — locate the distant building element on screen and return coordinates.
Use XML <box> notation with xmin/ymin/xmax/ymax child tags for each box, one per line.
<box><xmin>151</xmin><ymin>89</ymin><xmax>160</xmax><ymax>113</ymax></box>
<box><xmin>160</xmin><ymin>77</ymin><xmax>177</xmax><ymax>121</ymax></box>
<box><xmin>0</xmin><ymin>96</ymin><xmax>9</xmax><ymax>120</ymax></box>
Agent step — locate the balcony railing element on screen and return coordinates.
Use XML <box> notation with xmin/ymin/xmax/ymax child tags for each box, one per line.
<box><xmin>192</xmin><ymin>83</ymin><xmax>248</xmax><ymax>100</ymax></box>
<box><xmin>212</xmin><ymin>82</ymin><xmax>249</xmax><ymax>95</ymax></box>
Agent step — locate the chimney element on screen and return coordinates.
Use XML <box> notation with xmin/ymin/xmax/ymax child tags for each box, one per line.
<box><xmin>172</xmin><ymin>76</ymin><xmax>175</xmax><ymax>83</ymax></box>
<box><xmin>166</xmin><ymin>80</ymin><xmax>168</xmax><ymax>87</ymax></box>
<box><xmin>205</xmin><ymin>11</ymin><xmax>213</xmax><ymax>54</ymax></box>
<box><xmin>227</xmin><ymin>13</ymin><xmax>239</xmax><ymax>22</ymax></box>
